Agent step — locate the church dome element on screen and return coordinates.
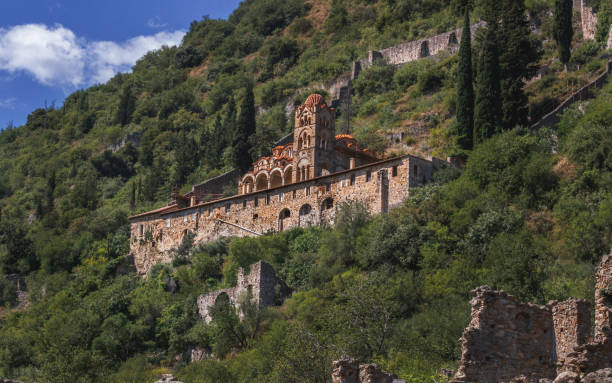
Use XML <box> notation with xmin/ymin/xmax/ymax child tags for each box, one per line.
<box><xmin>304</xmin><ymin>93</ymin><xmax>326</xmax><ymax>108</ymax></box>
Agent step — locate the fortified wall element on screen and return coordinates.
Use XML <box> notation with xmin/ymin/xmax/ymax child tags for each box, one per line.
<box><xmin>129</xmin><ymin>95</ymin><xmax>447</xmax><ymax>274</ymax></box>
<box><xmin>197</xmin><ymin>261</ymin><xmax>290</xmax><ymax>323</ymax></box>
<box><xmin>130</xmin><ymin>154</ymin><xmax>441</xmax><ymax>274</ymax></box>
<box><xmin>452</xmin><ymin>252</ymin><xmax>612</xmax><ymax>383</ymax></box>
<box><xmin>351</xmin><ymin>22</ymin><xmax>486</xmax><ymax>79</ymax></box>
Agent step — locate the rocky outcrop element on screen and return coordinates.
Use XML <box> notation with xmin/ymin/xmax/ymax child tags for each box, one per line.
<box><xmin>453</xmin><ymin>251</ymin><xmax>612</xmax><ymax>383</ymax></box>
<box><xmin>154</xmin><ymin>374</ymin><xmax>183</xmax><ymax>383</ymax></box>
<box><xmin>331</xmin><ymin>357</ymin><xmax>404</xmax><ymax>383</ymax></box>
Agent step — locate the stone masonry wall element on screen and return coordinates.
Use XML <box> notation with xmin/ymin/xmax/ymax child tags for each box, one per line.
<box><xmin>130</xmin><ymin>155</ymin><xmax>441</xmax><ymax>274</ymax></box>
<box><xmin>331</xmin><ymin>357</ymin><xmax>400</xmax><ymax>383</ymax></box>
<box><xmin>452</xmin><ymin>287</ymin><xmax>557</xmax><ymax>383</ymax></box>
<box><xmin>552</xmin><ymin>299</ymin><xmax>591</xmax><ymax>368</ymax></box>
<box><xmin>594</xmin><ymin>252</ymin><xmax>612</xmax><ymax>341</ymax></box>
<box><xmin>197</xmin><ymin>261</ymin><xmax>289</xmax><ymax>323</ymax></box>
<box><xmin>453</xmin><ymin>251</ymin><xmax>612</xmax><ymax>382</ymax></box>
<box><xmin>351</xmin><ymin>22</ymin><xmax>485</xmax><ymax>79</ymax></box>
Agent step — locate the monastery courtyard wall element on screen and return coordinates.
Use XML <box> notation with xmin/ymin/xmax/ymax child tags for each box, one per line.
<box><xmin>130</xmin><ymin>154</ymin><xmax>443</xmax><ymax>274</ymax></box>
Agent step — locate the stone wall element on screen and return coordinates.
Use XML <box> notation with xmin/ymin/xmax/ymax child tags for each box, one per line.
<box><xmin>331</xmin><ymin>357</ymin><xmax>403</xmax><ymax>383</ymax></box>
<box><xmin>594</xmin><ymin>252</ymin><xmax>612</xmax><ymax>341</ymax></box>
<box><xmin>130</xmin><ymin>154</ymin><xmax>443</xmax><ymax>274</ymax></box>
<box><xmin>351</xmin><ymin>22</ymin><xmax>485</xmax><ymax>80</ymax></box>
<box><xmin>452</xmin><ymin>287</ymin><xmax>557</xmax><ymax>383</ymax></box>
<box><xmin>553</xmin><ymin>299</ymin><xmax>591</xmax><ymax>367</ymax></box>
<box><xmin>191</xmin><ymin>169</ymin><xmax>240</xmax><ymax>202</ymax></box>
<box><xmin>197</xmin><ymin>261</ymin><xmax>290</xmax><ymax>323</ymax></box>
<box><xmin>580</xmin><ymin>0</ymin><xmax>598</xmax><ymax>40</ymax></box>
<box><xmin>531</xmin><ymin>60</ymin><xmax>612</xmax><ymax>130</ymax></box>
<box><xmin>453</xmin><ymin>251</ymin><xmax>612</xmax><ymax>383</ymax></box>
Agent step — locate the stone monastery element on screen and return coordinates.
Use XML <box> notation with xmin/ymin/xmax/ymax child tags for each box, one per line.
<box><xmin>129</xmin><ymin>94</ymin><xmax>448</xmax><ymax>274</ymax></box>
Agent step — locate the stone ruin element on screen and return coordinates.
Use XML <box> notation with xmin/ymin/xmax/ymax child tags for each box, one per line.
<box><xmin>331</xmin><ymin>357</ymin><xmax>405</xmax><ymax>383</ymax></box>
<box><xmin>197</xmin><ymin>261</ymin><xmax>290</xmax><ymax>323</ymax></box>
<box><xmin>452</xmin><ymin>252</ymin><xmax>612</xmax><ymax>383</ymax></box>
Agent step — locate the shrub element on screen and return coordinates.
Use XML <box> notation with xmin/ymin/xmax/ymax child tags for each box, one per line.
<box><xmin>570</xmin><ymin>41</ymin><xmax>601</xmax><ymax>67</ymax></box>
<box><xmin>416</xmin><ymin>66</ymin><xmax>445</xmax><ymax>94</ymax></box>
<box><xmin>353</xmin><ymin>63</ymin><xmax>396</xmax><ymax>97</ymax></box>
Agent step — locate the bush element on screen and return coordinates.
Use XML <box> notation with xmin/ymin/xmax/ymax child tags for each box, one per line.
<box><xmin>353</xmin><ymin>63</ymin><xmax>396</xmax><ymax>97</ymax></box>
<box><xmin>570</xmin><ymin>41</ymin><xmax>600</xmax><ymax>67</ymax></box>
<box><xmin>417</xmin><ymin>66</ymin><xmax>445</xmax><ymax>94</ymax></box>
<box><xmin>393</xmin><ymin>61</ymin><xmax>427</xmax><ymax>91</ymax></box>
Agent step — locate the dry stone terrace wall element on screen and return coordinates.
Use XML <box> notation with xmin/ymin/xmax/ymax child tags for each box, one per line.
<box><xmin>130</xmin><ymin>155</ymin><xmax>442</xmax><ymax>274</ymax></box>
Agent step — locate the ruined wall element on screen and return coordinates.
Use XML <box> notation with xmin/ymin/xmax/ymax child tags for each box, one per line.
<box><xmin>595</xmin><ymin>252</ymin><xmax>612</xmax><ymax>341</ymax></box>
<box><xmin>331</xmin><ymin>357</ymin><xmax>398</xmax><ymax>383</ymax></box>
<box><xmin>197</xmin><ymin>261</ymin><xmax>289</xmax><ymax>323</ymax></box>
<box><xmin>130</xmin><ymin>155</ymin><xmax>441</xmax><ymax>274</ymax></box>
<box><xmin>452</xmin><ymin>287</ymin><xmax>557</xmax><ymax>383</ymax></box>
<box><xmin>351</xmin><ymin>22</ymin><xmax>485</xmax><ymax>80</ymax></box>
<box><xmin>560</xmin><ymin>254</ymin><xmax>612</xmax><ymax>376</ymax></box>
<box><xmin>454</xmin><ymin>251</ymin><xmax>612</xmax><ymax>382</ymax></box>
<box><xmin>580</xmin><ymin>0</ymin><xmax>598</xmax><ymax>40</ymax></box>
<box><xmin>552</xmin><ymin>299</ymin><xmax>591</xmax><ymax>367</ymax></box>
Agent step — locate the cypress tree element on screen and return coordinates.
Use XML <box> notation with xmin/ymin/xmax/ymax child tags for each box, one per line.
<box><xmin>474</xmin><ymin>27</ymin><xmax>502</xmax><ymax>144</ymax></box>
<box><xmin>116</xmin><ymin>84</ymin><xmax>136</xmax><ymax>126</ymax></box>
<box><xmin>498</xmin><ymin>0</ymin><xmax>540</xmax><ymax>129</ymax></box>
<box><xmin>233</xmin><ymin>83</ymin><xmax>257</xmax><ymax>173</ymax></box>
<box><xmin>456</xmin><ymin>8</ymin><xmax>475</xmax><ymax>150</ymax></box>
<box><xmin>554</xmin><ymin>0</ymin><xmax>573</xmax><ymax>70</ymax></box>
<box><xmin>129</xmin><ymin>181</ymin><xmax>136</xmax><ymax>211</ymax></box>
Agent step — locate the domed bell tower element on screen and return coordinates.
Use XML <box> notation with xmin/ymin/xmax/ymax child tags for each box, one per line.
<box><xmin>292</xmin><ymin>94</ymin><xmax>336</xmax><ymax>183</ymax></box>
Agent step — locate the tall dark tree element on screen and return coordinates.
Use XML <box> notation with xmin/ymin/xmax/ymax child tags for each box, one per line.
<box><xmin>204</xmin><ymin>116</ymin><xmax>225</xmax><ymax>169</ymax></box>
<box><xmin>554</xmin><ymin>0</ymin><xmax>573</xmax><ymax>70</ymax></box>
<box><xmin>474</xmin><ymin>27</ymin><xmax>502</xmax><ymax>143</ymax></box>
<box><xmin>498</xmin><ymin>0</ymin><xmax>540</xmax><ymax>129</ymax></box>
<box><xmin>116</xmin><ymin>84</ymin><xmax>136</xmax><ymax>126</ymax></box>
<box><xmin>173</xmin><ymin>132</ymin><xmax>198</xmax><ymax>187</ymax></box>
<box><xmin>223</xmin><ymin>97</ymin><xmax>237</xmax><ymax>145</ymax></box>
<box><xmin>233</xmin><ymin>83</ymin><xmax>257</xmax><ymax>173</ymax></box>
<box><xmin>456</xmin><ymin>8</ymin><xmax>475</xmax><ymax>150</ymax></box>
<box><xmin>129</xmin><ymin>181</ymin><xmax>136</xmax><ymax>211</ymax></box>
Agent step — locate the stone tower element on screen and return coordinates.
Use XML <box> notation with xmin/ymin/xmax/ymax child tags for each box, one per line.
<box><xmin>292</xmin><ymin>94</ymin><xmax>336</xmax><ymax>182</ymax></box>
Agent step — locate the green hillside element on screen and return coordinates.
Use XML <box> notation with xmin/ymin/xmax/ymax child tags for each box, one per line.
<box><xmin>0</xmin><ymin>0</ymin><xmax>612</xmax><ymax>381</ymax></box>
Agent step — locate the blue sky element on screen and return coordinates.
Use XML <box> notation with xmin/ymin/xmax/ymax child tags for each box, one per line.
<box><xmin>0</xmin><ymin>0</ymin><xmax>242</xmax><ymax>128</ymax></box>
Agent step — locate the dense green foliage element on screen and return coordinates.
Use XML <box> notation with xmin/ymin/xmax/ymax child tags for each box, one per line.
<box><xmin>0</xmin><ymin>0</ymin><xmax>611</xmax><ymax>381</ymax></box>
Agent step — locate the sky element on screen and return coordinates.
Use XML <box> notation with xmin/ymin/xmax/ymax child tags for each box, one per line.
<box><xmin>0</xmin><ymin>0</ymin><xmax>242</xmax><ymax>128</ymax></box>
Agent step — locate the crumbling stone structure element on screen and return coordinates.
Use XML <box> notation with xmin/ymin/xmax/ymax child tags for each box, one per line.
<box><xmin>197</xmin><ymin>261</ymin><xmax>290</xmax><ymax>323</ymax></box>
<box><xmin>351</xmin><ymin>22</ymin><xmax>485</xmax><ymax>80</ymax></box>
<box><xmin>129</xmin><ymin>95</ymin><xmax>447</xmax><ymax>274</ymax></box>
<box><xmin>332</xmin><ymin>357</ymin><xmax>403</xmax><ymax>383</ymax></box>
<box><xmin>452</xmin><ymin>252</ymin><xmax>612</xmax><ymax>383</ymax></box>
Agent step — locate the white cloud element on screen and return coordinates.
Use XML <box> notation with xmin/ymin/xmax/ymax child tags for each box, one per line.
<box><xmin>0</xmin><ymin>24</ymin><xmax>185</xmax><ymax>87</ymax></box>
<box><xmin>88</xmin><ymin>31</ymin><xmax>185</xmax><ymax>83</ymax></box>
<box><xmin>0</xmin><ymin>97</ymin><xmax>16</xmax><ymax>109</ymax></box>
<box><xmin>0</xmin><ymin>24</ymin><xmax>85</xmax><ymax>86</ymax></box>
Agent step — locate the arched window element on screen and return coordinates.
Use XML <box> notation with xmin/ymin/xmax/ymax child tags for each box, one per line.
<box><xmin>270</xmin><ymin>170</ymin><xmax>283</xmax><ymax>188</ymax></box>
<box><xmin>322</xmin><ymin>197</ymin><xmax>333</xmax><ymax>210</ymax></box>
<box><xmin>255</xmin><ymin>173</ymin><xmax>269</xmax><ymax>191</ymax></box>
<box><xmin>299</xmin><ymin>204</ymin><xmax>311</xmax><ymax>216</ymax></box>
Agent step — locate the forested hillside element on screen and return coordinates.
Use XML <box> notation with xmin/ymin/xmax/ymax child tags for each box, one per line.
<box><xmin>0</xmin><ymin>0</ymin><xmax>611</xmax><ymax>382</ymax></box>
